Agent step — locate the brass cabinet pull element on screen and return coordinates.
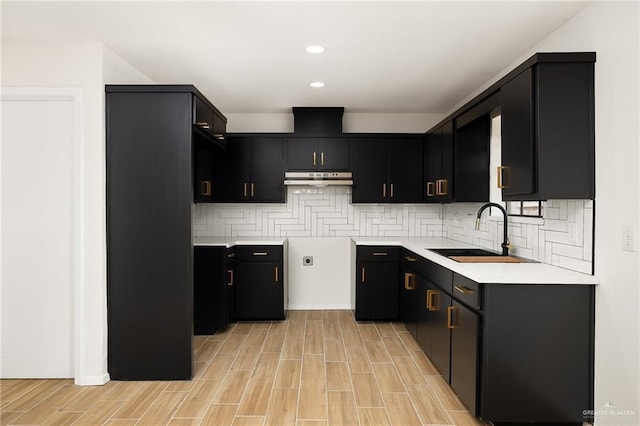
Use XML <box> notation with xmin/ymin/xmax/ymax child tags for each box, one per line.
<box><xmin>454</xmin><ymin>285</ymin><xmax>474</xmax><ymax>295</ymax></box>
<box><xmin>227</xmin><ymin>252</ymin><xmax>235</xmax><ymax>258</ymax></box>
<box><xmin>195</xmin><ymin>121</ymin><xmax>211</xmax><ymax>130</ymax></box>
<box><xmin>321</xmin><ymin>152</ymin><xmax>324</xmax><ymax>166</ymax></box>
<box><xmin>201</xmin><ymin>180</ymin><xmax>211</xmax><ymax>196</ymax></box>
<box><xmin>497</xmin><ymin>166</ymin><xmax>510</xmax><ymax>189</ymax></box>
<box><xmin>213</xmin><ymin>133</ymin><xmax>225</xmax><ymax>140</ymax></box>
<box><xmin>383</xmin><ymin>183</ymin><xmax>387</xmax><ymax>198</ymax></box>
<box><xmin>361</xmin><ymin>267</ymin><xmax>365</xmax><ymax>283</ymax></box>
<box><xmin>427</xmin><ymin>290</ymin><xmax>439</xmax><ymax>311</ymax></box>
<box><xmin>372</xmin><ymin>252</ymin><xmax>388</xmax><ymax>256</ymax></box>
<box><xmin>251</xmin><ymin>182</ymin><xmax>255</xmax><ymax>197</ymax></box>
<box><xmin>426</xmin><ymin>181</ymin><xmax>435</xmax><ymax>197</ymax></box>
<box><xmin>390</xmin><ymin>183</ymin><xmax>394</xmax><ymax>198</ymax></box>
<box><xmin>275</xmin><ymin>266</ymin><xmax>279</xmax><ymax>283</ymax></box>
<box><xmin>425</xmin><ymin>290</ymin><xmax>432</xmax><ymax>309</ymax></box>
<box><xmin>405</xmin><ymin>256</ymin><xmax>417</xmax><ymax>262</ymax></box>
<box><xmin>447</xmin><ymin>306</ymin><xmax>458</xmax><ymax>329</ymax></box>
<box><xmin>436</xmin><ymin>179</ymin><xmax>448</xmax><ymax>196</ymax></box>
<box><xmin>404</xmin><ymin>273</ymin><xmax>416</xmax><ymax>290</ymax></box>
<box><xmin>243</xmin><ymin>182</ymin><xmax>248</xmax><ymax>198</ymax></box>
<box><xmin>313</xmin><ymin>152</ymin><xmax>317</xmax><ymax>167</ymax></box>
<box><xmin>253</xmin><ymin>252</ymin><xmax>268</xmax><ymax>256</ymax></box>
<box><xmin>227</xmin><ymin>269</ymin><xmax>234</xmax><ymax>286</ymax></box>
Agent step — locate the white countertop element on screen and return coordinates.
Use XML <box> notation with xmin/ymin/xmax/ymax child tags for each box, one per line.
<box><xmin>194</xmin><ymin>236</ymin><xmax>286</xmax><ymax>247</ymax></box>
<box><xmin>353</xmin><ymin>237</ymin><xmax>599</xmax><ymax>285</ymax></box>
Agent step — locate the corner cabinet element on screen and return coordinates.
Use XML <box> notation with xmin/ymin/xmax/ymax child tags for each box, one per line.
<box><xmin>106</xmin><ymin>85</ymin><xmax>226</xmax><ymax>380</ymax></box>
<box><xmin>235</xmin><ymin>245</ymin><xmax>286</xmax><ymax>320</ymax></box>
<box><xmin>194</xmin><ymin>246</ymin><xmax>235</xmax><ymax>334</ymax></box>
<box><xmin>355</xmin><ymin>246</ymin><xmax>399</xmax><ymax>320</ymax></box>
<box><xmin>213</xmin><ymin>135</ymin><xmax>285</xmax><ymax>202</ymax></box>
<box><xmin>499</xmin><ymin>54</ymin><xmax>595</xmax><ymax>200</ymax></box>
<box><xmin>351</xmin><ymin>136</ymin><xmax>424</xmax><ymax>203</ymax></box>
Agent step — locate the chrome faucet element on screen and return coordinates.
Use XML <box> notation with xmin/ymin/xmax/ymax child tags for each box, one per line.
<box><xmin>475</xmin><ymin>203</ymin><xmax>509</xmax><ymax>256</ymax></box>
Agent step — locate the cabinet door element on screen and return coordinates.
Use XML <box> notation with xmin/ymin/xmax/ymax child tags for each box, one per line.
<box><xmin>424</xmin><ymin>130</ymin><xmax>441</xmax><ymax>202</ymax></box>
<box><xmin>400</xmin><ymin>266</ymin><xmax>419</xmax><ymax>338</ymax></box>
<box><xmin>287</xmin><ymin>137</ymin><xmax>317</xmax><ymax>170</ymax></box>
<box><xmin>388</xmin><ymin>137</ymin><xmax>423</xmax><ymax>202</ymax></box>
<box><xmin>213</xmin><ymin>136</ymin><xmax>250</xmax><ymax>202</ymax></box>
<box><xmin>450</xmin><ymin>300</ymin><xmax>479</xmax><ymax>416</ymax></box>
<box><xmin>355</xmin><ymin>261</ymin><xmax>399</xmax><ymax>321</ymax></box>
<box><xmin>501</xmin><ymin>68</ymin><xmax>535</xmax><ymax>198</ymax></box>
<box><xmin>225</xmin><ymin>249</ymin><xmax>236</xmax><ymax>324</ymax></box>
<box><xmin>415</xmin><ymin>274</ymin><xmax>431</xmax><ymax>354</ymax></box>
<box><xmin>194</xmin><ymin>144</ymin><xmax>214</xmax><ymax>203</ymax></box>
<box><xmin>250</xmin><ymin>137</ymin><xmax>284</xmax><ymax>202</ymax></box>
<box><xmin>352</xmin><ymin>138</ymin><xmax>388</xmax><ymax>203</ymax></box>
<box><xmin>194</xmin><ymin>246</ymin><xmax>227</xmax><ymax>334</ymax></box>
<box><xmin>439</xmin><ymin>121</ymin><xmax>454</xmax><ymax>202</ymax></box>
<box><xmin>237</xmin><ymin>261</ymin><xmax>284</xmax><ymax>320</ymax></box>
<box><xmin>318</xmin><ymin>138</ymin><xmax>349</xmax><ymax>170</ymax></box>
<box><xmin>427</xmin><ymin>281</ymin><xmax>451</xmax><ymax>380</ymax></box>
<box><xmin>454</xmin><ymin>116</ymin><xmax>490</xmax><ymax>202</ymax></box>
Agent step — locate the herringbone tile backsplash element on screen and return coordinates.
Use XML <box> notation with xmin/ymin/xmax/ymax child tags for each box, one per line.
<box><xmin>194</xmin><ymin>187</ymin><xmax>594</xmax><ymax>274</ymax></box>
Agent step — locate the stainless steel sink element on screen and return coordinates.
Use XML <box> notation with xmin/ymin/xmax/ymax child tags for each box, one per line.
<box><xmin>429</xmin><ymin>248</ymin><xmax>528</xmax><ymax>263</ymax></box>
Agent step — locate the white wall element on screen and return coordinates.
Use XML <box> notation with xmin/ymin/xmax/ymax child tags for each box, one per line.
<box><xmin>226</xmin><ymin>112</ymin><xmax>443</xmax><ymax>133</ymax></box>
<box><xmin>1</xmin><ymin>41</ymin><xmax>153</xmax><ymax>385</ymax></box>
<box><xmin>446</xmin><ymin>2</ymin><xmax>639</xmax><ymax>423</ymax></box>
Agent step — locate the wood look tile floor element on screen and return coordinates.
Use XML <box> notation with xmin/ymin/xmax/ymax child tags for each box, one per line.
<box><xmin>0</xmin><ymin>310</ymin><xmax>486</xmax><ymax>425</ymax></box>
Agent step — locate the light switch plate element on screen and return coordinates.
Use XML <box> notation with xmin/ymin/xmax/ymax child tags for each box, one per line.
<box><xmin>622</xmin><ymin>226</ymin><xmax>636</xmax><ymax>252</ymax></box>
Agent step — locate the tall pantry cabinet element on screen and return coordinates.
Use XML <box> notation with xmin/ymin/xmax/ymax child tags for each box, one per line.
<box><xmin>106</xmin><ymin>85</ymin><xmax>226</xmax><ymax>380</ymax></box>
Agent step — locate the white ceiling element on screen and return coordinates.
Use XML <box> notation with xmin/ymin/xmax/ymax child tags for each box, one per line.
<box><xmin>1</xmin><ymin>1</ymin><xmax>588</xmax><ymax>114</ymax></box>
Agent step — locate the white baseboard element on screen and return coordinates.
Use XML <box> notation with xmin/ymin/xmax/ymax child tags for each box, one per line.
<box><xmin>75</xmin><ymin>373</ymin><xmax>110</xmax><ymax>386</ymax></box>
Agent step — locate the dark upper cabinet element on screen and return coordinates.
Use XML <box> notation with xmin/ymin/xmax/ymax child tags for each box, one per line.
<box><xmin>355</xmin><ymin>246</ymin><xmax>399</xmax><ymax>321</ymax></box>
<box><xmin>500</xmin><ymin>60</ymin><xmax>595</xmax><ymax>200</ymax></box>
<box><xmin>352</xmin><ymin>136</ymin><xmax>423</xmax><ymax>203</ymax></box>
<box><xmin>287</xmin><ymin>137</ymin><xmax>349</xmax><ymax>170</ymax></box>
<box><xmin>454</xmin><ymin>115</ymin><xmax>491</xmax><ymax>202</ymax></box>
<box><xmin>193</xmin><ymin>95</ymin><xmax>226</xmax><ymax>141</ymax></box>
<box><xmin>424</xmin><ymin>121</ymin><xmax>454</xmax><ymax>202</ymax></box>
<box><xmin>214</xmin><ymin>136</ymin><xmax>284</xmax><ymax>202</ymax></box>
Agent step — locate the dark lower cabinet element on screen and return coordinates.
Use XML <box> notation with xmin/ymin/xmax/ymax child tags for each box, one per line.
<box><xmin>400</xmin><ymin>255</ymin><xmax>420</xmax><ymax>338</ymax></box>
<box><xmin>418</xmin><ymin>279</ymin><xmax>451</xmax><ymax>380</ymax></box>
<box><xmin>450</xmin><ymin>299</ymin><xmax>479</xmax><ymax>416</ymax></box>
<box><xmin>194</xmin><ymin>246</ymin><xmax>235</xmax><ymax>334</ymax></box>
<box><xmin>355</xmin><ymin>246</ymin><xmax>399</xmax><ymax>320</ymax></box>
<box><xmin>236</xmin><ymin>246</ymin><xmax>285</xmax><ymax>320</ymax></box>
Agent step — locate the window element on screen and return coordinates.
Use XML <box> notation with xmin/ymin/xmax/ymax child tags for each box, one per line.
<box><xmin>507</xmin><ymin>201</ymin><xmax>543</xmax><ymax>217</ymax></box>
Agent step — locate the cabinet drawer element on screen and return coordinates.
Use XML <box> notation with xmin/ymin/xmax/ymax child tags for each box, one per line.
<box><xmin>236</xmin><ymin>245</ymin><xmax>282</xmax><ymax>262</ymax></box>
<box><xmin>452</xmin><ymin>274</ymin><xmax>481</xmax><ymax>309</ymax></box>
<box><xmin>356</xmin><ymin>246</ymin><xmax>400</xmax><ymax>262</ymax></box>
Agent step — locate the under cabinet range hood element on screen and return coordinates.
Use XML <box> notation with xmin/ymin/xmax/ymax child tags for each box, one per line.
<box><xmin>284</xmin><ymin>171</ymin><xmax>353</xmax><ymax>186</ymax></box>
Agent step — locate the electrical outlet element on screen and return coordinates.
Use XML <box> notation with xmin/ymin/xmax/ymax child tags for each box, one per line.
<box><xmin>303</xmin><ymin>256</ymin><xmax>313</xmax><ymax>266</ymax></box>
<box><xmin>622</xmin><ymin>226</ymin><xmax>636</xmax><ymax>252</ymax></box>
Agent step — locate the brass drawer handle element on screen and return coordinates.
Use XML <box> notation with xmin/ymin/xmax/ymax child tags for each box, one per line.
<box><xmin>227</xmin><ymin>270</ymin><xmax>234</xmax><ymax>286</ymax></box>
<box><xmin>390</xmin><ymin>183</ymin><xmax>394</xmax><ymax>198</ymax></box>
<box><xmin>243</xmin><ymin>182</ymin><xmax>248</xmax><ymax>198</ymax></box>
<box><xmin>454</xmin><ymin>285</ymin><xmax>474</xmax><ymax>295</ymax></box>
<box><xmin>382</xmin><ymin>183</ymin><xmax>387</xmax><ymax>198</ymax></box>
<box><xmin>447</xmin><ymin>306</ymin><xmax>458</xmax><ymax>329</ymax></box>
<box><xmin>426</xmin><ymin>290</ymin><xmax>439</xmax><ymax>311</ymax></box>
<box><xmin>404</xmin><ymin>273</ymin><xmax>416</xmax><ymax>290</ymax></box>
<box><xmin>201</xmin><ymin>180</ymin><xmax>211</xmax><ymax>196</ymax></box>
<box><xmin>275</xmin><ymin>266</ymin><xmax>279</xmax><ymax>283</ymax></box>
<box><xmin>361</xmin><ymin>267</ymin><xmax>365</xmax><ymax>283</ymax></box>
<box><xmin>372</xmin><ymin>252</ymin><xmax>388</xmax><ymax>256</ymax></box>
<box><xmin>227</xmin><ymin>252</ymin><xmax>235</xmax><ymax>258</ymax></box>
<box><xmin>251</xmin><ymin>182</ymin><xmax>255</xmax><ymax>197</ymax></box>
<box><xmin>195</xmin><ymin>121</ymin><xmax>211</xmax><ymax>130</ymax></box>
<box><xmin>405</xmin><ymin>256</ymin><xmax>417</xmax><ymax>262</ymax></box>
<box><xmin>253</xmin><ymin>252</ymin><xmax>268</xmax><ymax>256</ymax></box>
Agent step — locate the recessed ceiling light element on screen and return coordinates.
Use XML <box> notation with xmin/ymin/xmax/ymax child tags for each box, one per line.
<box><xmin>306</xmin><ymin>45</ymin><xmax>325</xmax><ymax>54</ymax></box>
<box><xmin>310</xmin><ymin>81</ymin><xmax>325</xmax><ymax>88</ymax></box>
